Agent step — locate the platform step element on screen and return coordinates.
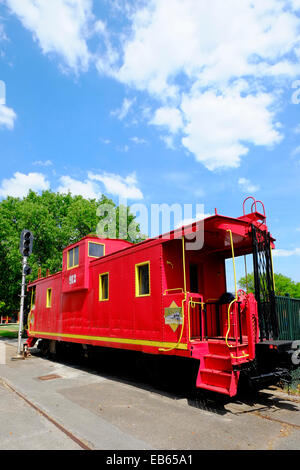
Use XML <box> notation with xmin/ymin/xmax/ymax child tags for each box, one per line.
<box><xmin>200</xmin><ymin>368</ymin><xmax>233</xmax><ymax>390</ymax></box>
<box><xmin>197</xmin><ymin>383</ymin><xmax>231</xmax><ymax>396</ymax></box>
<box><xmin>203</xmin><ymin>354</ymin><xmax>233</xmax><ymax>373</ymax></box>
<box><xmin>204</xmin><ymin>354</ymin><xmax>231</xmax><ymax>361</ymax></box>
<box><xmin>207</xmin><ymin>342</ymin><xmax>248</xmax><ymax>358</ymax></box>
<box><xmin>201</xmin><ymin>368</ymin><xmax>232</xmax><ymax>377</ymax></box>
<box><xmin>207</xmin><ymin>343</ymin><xmax>231</xmax><ymax>355</ymax></box>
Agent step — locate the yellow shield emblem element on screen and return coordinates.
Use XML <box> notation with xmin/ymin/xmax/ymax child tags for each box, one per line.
<box><xmin>164</xmin><ymin>301</ymin><xmax>182</xmax><ymax>332</ymax></box>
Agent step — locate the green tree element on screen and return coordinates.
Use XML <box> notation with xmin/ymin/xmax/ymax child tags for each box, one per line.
<box><xmin>239</xmin><ymin>272</ymin><xmax>300</xmax><ymax>298</ymax></box>
<box><xmin>0</xmin><ymin>190</ymin><xmax>146</xmax><ymax>315</ymax></box>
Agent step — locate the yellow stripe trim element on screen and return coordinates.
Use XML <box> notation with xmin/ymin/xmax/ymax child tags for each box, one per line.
<box><xmin>29</xmin><ymin>331</ymin><xmax>188</xmax><ymax>350</ymax></box>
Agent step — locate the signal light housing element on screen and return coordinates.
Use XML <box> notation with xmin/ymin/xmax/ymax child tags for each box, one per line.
<box><xmin>20</xmin><ymin>229</ymin><xmax>33</xmax><ymax>257</ymax></box>
<box><xmin>23</xmin><ymin>265</ymin><xmax>32</xmax><ymax>276</ymax></box>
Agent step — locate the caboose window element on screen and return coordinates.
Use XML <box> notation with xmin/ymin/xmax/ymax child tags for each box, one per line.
<box><xmin>89</xmin><ymin>242</ymin><xmax>104</xmax><ymax>258</ymax></box>
<box><xmin>68</xmin><ymin>246</ymin><xmax>79</xmax><ymax>269</ymax></box>
<box><xmin>135</xmin><ymin>262</ymin><xmax>150</xmax><ymax>297</ymax></box>
<box><xmin>99</xmin><ymin>273</ymin><xmax>109</xmax><ymax>301</ymax></box>
<box><xmin>46</xmin><ymin>288</ymin><xmax>52</xmax><ymax>308</ymax></box>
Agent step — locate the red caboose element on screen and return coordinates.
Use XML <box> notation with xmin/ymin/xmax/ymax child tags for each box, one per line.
<box><xmin>26</xmin><ymin>198</ymin><xmax>300</xmax><ymax>397</ymax></box>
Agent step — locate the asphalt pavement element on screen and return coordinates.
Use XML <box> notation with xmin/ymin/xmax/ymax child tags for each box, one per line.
<box><xmin>0</xmin><ymin>337</ymin><xmax>299</xmax><ymax>450</ymax></box>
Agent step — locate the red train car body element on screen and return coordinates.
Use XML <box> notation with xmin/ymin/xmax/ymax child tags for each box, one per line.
<box><xmin>26</xmin><ymin>198</ymin><xmax>299</xmax><ymax>397</ymax></box>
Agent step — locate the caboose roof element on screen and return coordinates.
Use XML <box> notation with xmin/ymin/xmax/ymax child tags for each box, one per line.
<box><xmin>62</xmin><ymin>235</ymin><xmax>132</xmax><ymax>252</ymax></box>
<box><xmin>158</xmin><ymin>210</ymin><xmax>274</xmax><ymax>257</ymax></box>
<box><xmin>29</xmin><ymin>210</ymin><xmax>274</xmax><ymax>286</ymax></box>
<box><xmin>88</xmin><ymin>210</ymin><xmax>274</xmax><ymax>264</ymax></box>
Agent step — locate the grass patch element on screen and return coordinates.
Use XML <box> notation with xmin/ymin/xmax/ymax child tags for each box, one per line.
<box><xmin>0</xmin><ymin>323</ymin><xmax>19</xmax><ymax>338</ymax></box>
<box><xmin>283</xmin><ymin>384</ymin><xmax>300</xmax><ymax>396</ymax></box>
<box><xmin>280</xmin><ymin>368</ymin><xmax>300</xmax><ymax>396</ymax></box>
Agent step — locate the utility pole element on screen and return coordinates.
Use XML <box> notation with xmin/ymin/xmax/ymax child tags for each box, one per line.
<box><xmin>17</xmin><ymin>256</ymin><xmax>28</xmax><ymax>356</ymax></box>
<box><xmin>12</xmin><ymin>230</ymin><xmax>33</xmax><ymax>360</ymax></box>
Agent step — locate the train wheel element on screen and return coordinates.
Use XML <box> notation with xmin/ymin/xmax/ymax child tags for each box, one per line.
<box><xmin>49</xmin><ymin>340</ymin><xmax>56</xmax><ymax>355</ymax></box>
<box><xmin>39</xmin><ymin>339</ymin><xmax>50</xmax><ymax>357</ymax></box>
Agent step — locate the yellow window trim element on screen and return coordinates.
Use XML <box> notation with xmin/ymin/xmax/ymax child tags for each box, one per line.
<box><xmin>46</xmin><ymin>288</ymin><xmax>52</xmax><ymax>308</ymax></box>
<box><xmin>135</xmin><ymin>261</ymin><xmax>151</xmax><ymax>297</ymax></box>
<box><xmin>88</xmin><ymin>241</ymin><xmax>105</xmax><ymax>258</ymax></box>
<box><xmin>67</xmin><ymin>246</ymin><xmax>79</xmax><ymax>270</ymax></box>
<box><xmin>99</xmin><ymin>272</ymin><xmax>109</xmax><ymax>301</ymax></box>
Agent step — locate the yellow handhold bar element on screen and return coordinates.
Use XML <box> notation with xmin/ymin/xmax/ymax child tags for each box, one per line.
<box><xmin>225</xmin><ymin>229</ymin><xmax>249</xmax><ymax>359</ymax></box>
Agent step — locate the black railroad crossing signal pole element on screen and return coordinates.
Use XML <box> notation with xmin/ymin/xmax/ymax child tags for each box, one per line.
<box><xmin>16</xmin><ymin>230</ymin><xmax>33</xmax><ymax>357</ymax></box>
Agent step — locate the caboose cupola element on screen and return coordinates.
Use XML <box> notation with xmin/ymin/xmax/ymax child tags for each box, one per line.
<box><xmin>61</xmin><ymin>236</ymin><xmax>133</xmax><ymax>293</ymax></box>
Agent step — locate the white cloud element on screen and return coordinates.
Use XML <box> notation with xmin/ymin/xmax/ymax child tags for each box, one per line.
<box><xmin>116</xmin><ymin>144</ymin><xmax>129</xmax><ymax>153</ymax></box>
<box><xmin>88</xmin><ymin>171</ymin><xmax>143</xmax><ymax>200</ymax></box>
<box><xmin>291</xmin><ymin>145</ymin><xmax>300</xmax><ymax>157</ymax></box>
<box><xmin>110</xmin><ymin>98</ymin><xmax>135</xmax><ymax>120</ymax></box>
<box><xmin>33</xmin><ymin>159</ymin><xmax>53</xmax><ymax>167</ymax></box>
<box><xmin>117</xmin><ymin>0</ymin><xmax>300</xmax><ymax>95</ymax></box>
<box><xmin>100</xmin><ymin>138</ymin><xmax>111</xmax><ymax>145</ymax></box>
<box><xmin>0</xmin><ymin>104</ymin><xmax>17</xmax><ymax>130</ymax></box>
<box><xmin>6</xmin><ymin>0</ymin><xmax>300</xmax><ymax>170</ymax></box>
<box><xmin>113</xmin><ymin>0</ymin><xmax>300</xmax><ymax>169</ymax></box>
<box><xmin>57</xmin><ymin>175</ymin><xmax>100</xmax><ymax>199</ymax></box>
<box><xmin>0</xmin><ymin>22</ymin><xmax>8</xmax><ymax>51</ymax></box>
<box><xmin>0</xmin><ymin>23</ymin><xmax>6</xmax><ymax>41</ymax></box>
<box><xmin>150</xmin><ymin>107</ymin><xmax>183</xmax><ymax>134</ymax></box>
<box><xmin>47</xmin><ymin>171</ymin><xmax>144</xmax><ymax>200</ymax></box>
<box><xmin>181</xmin><ymin>87</ymin><xmax>282</xmax><ymax>170</ymax></box>
<box><xmin>273</xmin><ymin>247</ymin><xmax>300</xmax><ymax>257</ymax></box>
<box><xmin>0</xmin><ymin>172</ymin><xmax>50</xmax><ymax>198</ymax></box>
<box><xmin>160</xmin><ymin>135</ymin><xmax>175</xmax><ymax>150</ymax></box>
<box><xmin>0</xmin><ymin>76</ymin><xmax>16</xmax><ymax>131</ymax></box>
<box><xmin>5</xmin><ymin>0</ymin><xmax>94</xmax><ymax>73</ymax></box>
<box><xmin>291</xmin><ymin>0</ymin><xmax>300</xmax><ymax>10</ymax></box>
<box><xmin>94</xmin><ymin>18</ymin><xmax>120</xmax><ymax>76</ymax></box>
<box><xmin>130</xmin><ymin>136</ymin><xmax>147</xmax><ymax>145</ymax></box>
<box><xmin>0</xmin><ymin>22</ymin><xmax>8</xmax><ymax>59</ymax></box>
<box><xmin>238</xmin><ymin>177</ymin><xmax>260</xmax><ymax>193</ymax></box>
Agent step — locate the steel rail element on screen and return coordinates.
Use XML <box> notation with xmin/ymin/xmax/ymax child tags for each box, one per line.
<box><xmin>0</xmin><ymin>378</ymin><xmax>93</xmax><ymax>450</ymax></box>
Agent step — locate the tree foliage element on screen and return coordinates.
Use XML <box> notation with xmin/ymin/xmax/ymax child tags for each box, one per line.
<box><xmin>0</xmin><ymin>190</ymin><xmax>146</xmax><ymax>315</ymax></box>
<box><xmin>239</xmin><ymin>272</ymin><xmax>300</xmax><ymax>298</ymax></box>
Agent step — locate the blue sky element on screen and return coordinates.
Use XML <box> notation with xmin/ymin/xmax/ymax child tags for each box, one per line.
<box><xmin>0</xmin><ymin>0</ymin><xmax>300</xmax><ymax>285</ymax></box>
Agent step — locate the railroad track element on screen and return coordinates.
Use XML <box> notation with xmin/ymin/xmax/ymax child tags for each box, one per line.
<box><xmin>0</xmin><ymin>378</ymin><xmax>93</xmax><ymax>450</ymax></box>
<box><xmin>1</xmin><ymin>353</ymin><xmax>299</xmax><ymax>451</ymax></box>
<box><xmin>10</xmin><ymin>346</ymin><xmax>300</xmax><ymax>443</ymax></box>
<box><xmin>189</xmin><ymin>387</ymin><xmax>300</xmax><ymax>431</ymax></box>
<box><xmin>252</xmin><ymin>410</ymin><xmax>300</xmax><ymax>430</ymax></box>
<box><xmin>36</xmin><ymin>346</ymin><xmax>300</xmax><ymax>429</ymax></box>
